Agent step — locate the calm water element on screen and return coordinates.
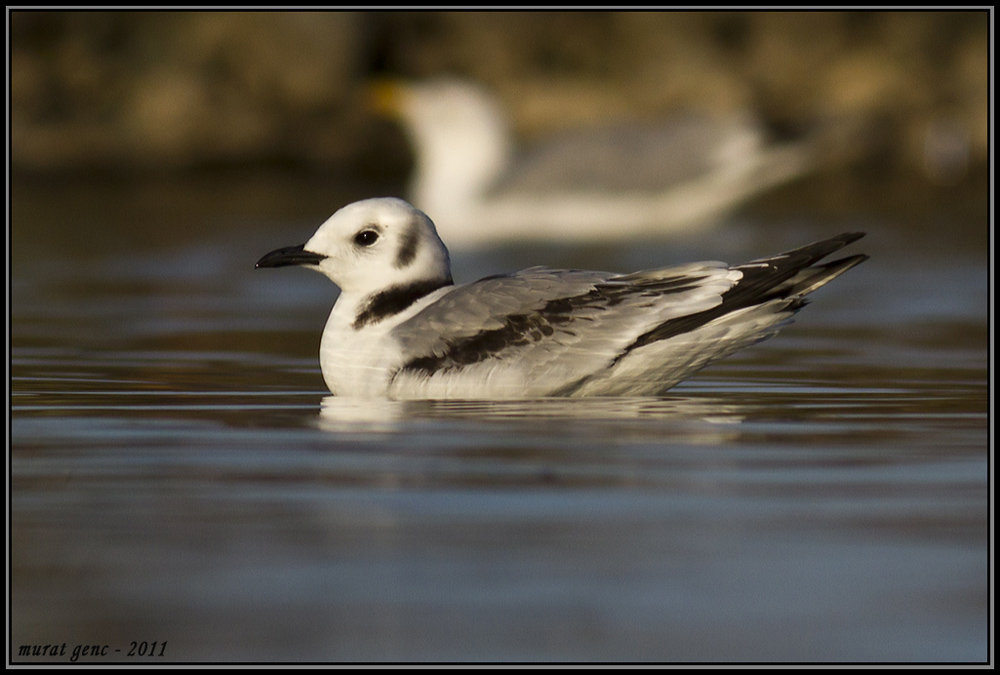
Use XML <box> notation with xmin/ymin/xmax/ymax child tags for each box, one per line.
<box><xmin>10</xmin><ymin>174</ymin><xmax>989</xmax><ymax>663</ymax></box>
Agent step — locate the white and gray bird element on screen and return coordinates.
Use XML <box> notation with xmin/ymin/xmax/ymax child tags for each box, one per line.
<box><xmin>373</xmin><ymin>78</ymin><xmax>820</xmax><ymax>248</ymax></box>
<box><xmin>256</xmin><ymin>197</ymin><xmax>867</xmax><ymax>399</ymax></box>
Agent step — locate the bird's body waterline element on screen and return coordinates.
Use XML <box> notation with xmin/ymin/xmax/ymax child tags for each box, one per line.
<box><xmin>257</xmin><ymin>198</ymin><xmax>867</xmax><ymax>399</ymax></box>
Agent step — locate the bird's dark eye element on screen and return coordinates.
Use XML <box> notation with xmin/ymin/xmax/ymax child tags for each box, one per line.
<box><xmin>354</xmin><ymin>229</ymin><xmax>379</xmax><ymax>247</ymax></box>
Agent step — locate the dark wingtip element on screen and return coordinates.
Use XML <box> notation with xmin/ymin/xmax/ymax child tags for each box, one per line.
<box><xmin>838</xmin><ymin>232</ymin><xmax>866</xmax><ymax>246</ymax></box>
<box><xmin>807</xmin><ymin>231</ymin><xmax>867</xmax><ymax>259</ymax></box>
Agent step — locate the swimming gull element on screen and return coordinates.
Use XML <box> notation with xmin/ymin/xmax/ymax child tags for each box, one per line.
<box><xmin>373</xmin><ymin>78</ymin><xmax>819</xmax><ymax>248</ymax></box>
<box><xmin>256</xmin><ymin>197</ymin><xmax>867</xmax><ymax>399</ymax></box>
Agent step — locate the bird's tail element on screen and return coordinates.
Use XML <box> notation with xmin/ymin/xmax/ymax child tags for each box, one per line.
<box><xmin>783</xmin><ymin>252</ymin><xmax>869</xmax><ymax>298</ymax></box>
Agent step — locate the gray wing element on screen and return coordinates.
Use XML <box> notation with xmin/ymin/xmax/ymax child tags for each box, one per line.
<box><xmin>489</xmin><ymin>115</ymin><xmax>765</xmax><ymax>195</ymax></box>
<box><xmin>389</xmin><ymin>264</ymin><xmax>738</xmax><ymax>394</ymax></box>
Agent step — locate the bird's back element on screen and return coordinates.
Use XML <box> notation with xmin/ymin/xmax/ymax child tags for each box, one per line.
<box><xmin>384</xmin><ymin>233</ymin><xmax>866</xmax><ymax>398</ymax></box>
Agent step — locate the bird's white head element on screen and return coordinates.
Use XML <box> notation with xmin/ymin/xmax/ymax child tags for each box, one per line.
<box><xmin>256</xmin><ymin>198</ymin><xmax>452</xmax><ymax>296</ymax></box>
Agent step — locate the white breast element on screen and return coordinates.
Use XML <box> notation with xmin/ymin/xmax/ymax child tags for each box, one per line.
<box><xmin>318</xmin><ymin>304</ymin><xmax>400</xmax><ymax>397</ymax></box>
<box><xmin>318</xmin><ymin>287</ymin><xmax>452</xmax><ymax>397</ymax></box>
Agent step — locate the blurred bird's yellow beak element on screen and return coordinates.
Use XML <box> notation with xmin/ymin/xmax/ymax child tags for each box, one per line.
<box><xmin>367</xmin><ymin>79</ymin><xmax>406</xmax><ymax>118</ymax></box>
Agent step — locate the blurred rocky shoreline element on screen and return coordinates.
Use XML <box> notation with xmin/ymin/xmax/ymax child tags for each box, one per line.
<box><xmin>10</xmin><ymin>11</ymin><xmax>990</xmax><ymax>222</ymax></box>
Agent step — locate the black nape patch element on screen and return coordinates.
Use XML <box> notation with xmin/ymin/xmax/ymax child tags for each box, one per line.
<box><xmin>394</xmin><ymin>224</ymin><xmax>420</xmax><ymax>269</ymax></box>
<box><xmin>353</xmin><ymin>277</ymin><xmax>453</xmax><ymax>329</ymax></box>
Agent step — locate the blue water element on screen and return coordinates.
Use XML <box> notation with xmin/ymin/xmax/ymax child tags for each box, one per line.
<box><xmin>10</xmin><ymin>176</ymin><xmax>989</xmax><ymax>663</ymax></box>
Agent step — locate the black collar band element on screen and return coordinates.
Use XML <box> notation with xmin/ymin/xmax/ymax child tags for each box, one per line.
<box><xmin>353</xmin><ymin>277</ymin><xmax>453</xmax><ymax>329</ymax></box>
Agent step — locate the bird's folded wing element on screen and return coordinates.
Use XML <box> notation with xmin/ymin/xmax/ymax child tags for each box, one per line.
<box><xmin>489</xmin><ymin>117</ymin><xmax>761</xmax><ymax>196</ymax></box>
<box><xmin>391</xmin><ymin>263</ymin><xmax>738</xmax><ymax>381</ymax></box>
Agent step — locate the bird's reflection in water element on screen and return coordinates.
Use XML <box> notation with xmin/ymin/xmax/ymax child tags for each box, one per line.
<box><xmin>316</xmin><ymin>392</ymin><xmax>749</xmax><ymax>439</ymax></box>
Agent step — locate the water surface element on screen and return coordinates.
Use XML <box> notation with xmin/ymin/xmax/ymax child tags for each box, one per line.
<box><xmin>10</xmin><ymin>174</ymin><xmax>989</xmax><ymax>663</ymax></box>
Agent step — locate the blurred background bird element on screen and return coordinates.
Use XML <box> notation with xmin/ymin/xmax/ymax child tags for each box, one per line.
<box><xmin>372</xmin><ymin>77</ymin><xmax>829</xmax><ymax>248</ymax></box>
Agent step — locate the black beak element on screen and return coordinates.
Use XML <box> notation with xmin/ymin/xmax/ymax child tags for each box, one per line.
<box><xmin>255</xmin><ymin>244</ymin><xmax>327</xmax><ymax>269</ymax></box>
